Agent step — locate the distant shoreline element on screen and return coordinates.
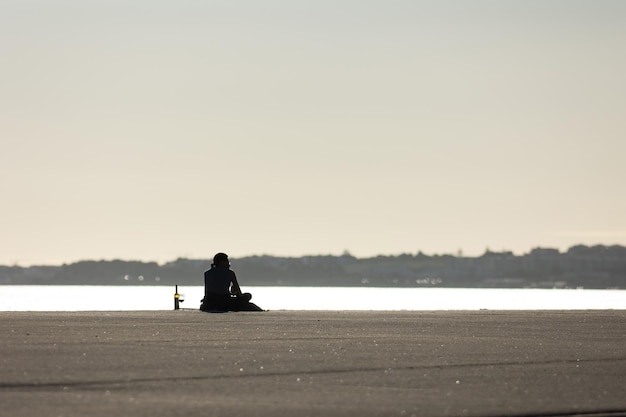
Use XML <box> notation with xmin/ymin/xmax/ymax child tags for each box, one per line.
<box><xmin>2</xmin><ymin>244</ymin><xmax>625</xmax><ymax>289</ymax></box>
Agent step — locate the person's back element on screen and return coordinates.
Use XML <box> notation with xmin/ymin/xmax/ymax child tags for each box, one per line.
<box><xmin>204</xmin><ymin>266</ymin><xmax>234</xmax><ymax>296</ymax></box>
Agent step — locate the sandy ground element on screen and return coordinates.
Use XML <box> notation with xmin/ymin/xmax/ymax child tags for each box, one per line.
<box><xmin>1</xmin><ymin>310</ymin><xmax>625</xmax><ymax>417</ymax></box>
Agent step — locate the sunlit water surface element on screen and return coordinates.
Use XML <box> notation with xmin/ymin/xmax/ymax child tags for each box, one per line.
<box><xmin>1</xmin><ymin>286</ymin><xmax>625</xmax><ymax>311</ymax></box>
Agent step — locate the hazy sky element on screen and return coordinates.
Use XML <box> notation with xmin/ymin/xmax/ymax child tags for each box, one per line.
<box><xmin>2</xmin><ymin>0</ymin><xmax>625</xmax><ymax>265</ymax></box>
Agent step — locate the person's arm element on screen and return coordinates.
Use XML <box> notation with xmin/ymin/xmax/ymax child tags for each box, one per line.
<box><xmin>230</xmin><ymin>271</ymin><xmax>243</xmax><ymax>296</ymax></box>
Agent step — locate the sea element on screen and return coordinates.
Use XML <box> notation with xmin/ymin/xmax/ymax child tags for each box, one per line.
<box><xmin>0</xmin><ymin>286</ymin><xmax>625</xmax><ymax>311</ymax></box>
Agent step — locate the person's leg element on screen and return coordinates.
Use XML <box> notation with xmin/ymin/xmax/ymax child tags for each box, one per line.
<box><xmin>229</xmin><ymin>293</ymin><xmax>262</xmax><ymax>311</ymax></box>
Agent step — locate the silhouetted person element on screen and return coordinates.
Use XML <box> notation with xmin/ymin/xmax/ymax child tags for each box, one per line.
<box><xmin>200</xmin><ymin>253</ymin><xmax>262</xmax><ymax>312</ymax></box>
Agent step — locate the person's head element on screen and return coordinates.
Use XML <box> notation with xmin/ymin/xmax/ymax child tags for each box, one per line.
<box><xmin>212</xmin><ymin>252</ymin><xmax>230</xmax><ymax>268</ymax></box>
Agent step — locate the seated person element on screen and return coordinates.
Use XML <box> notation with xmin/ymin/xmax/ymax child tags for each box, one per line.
<box><xmin>200</xmin><ymin>252</ymin><xmax>262</xmax><ymax>312</ymax></box>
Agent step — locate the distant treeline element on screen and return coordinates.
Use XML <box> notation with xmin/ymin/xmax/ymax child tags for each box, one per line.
<box><xmin>1</xmin><ymin>245</ymin><xmax>625</xmax><ymax>289</ymax></box>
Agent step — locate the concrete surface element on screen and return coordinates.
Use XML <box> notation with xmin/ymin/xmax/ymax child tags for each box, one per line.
<box><xmin>1</xmin><ymin>310</ymin><xmax>625</xmax><ymax>417</ymax></box>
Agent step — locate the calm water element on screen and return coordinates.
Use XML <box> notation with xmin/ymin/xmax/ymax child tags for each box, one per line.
<box><xmin>1</xmin><ymin>286</ymin><xmax>625</xmax><ymax>311</ymax></box>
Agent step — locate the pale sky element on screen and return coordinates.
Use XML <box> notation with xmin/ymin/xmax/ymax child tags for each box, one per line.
<box><xmin>1</xmin><ymin>0</ymin><xmax>625</xmax><ymax>266</ymax></box>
